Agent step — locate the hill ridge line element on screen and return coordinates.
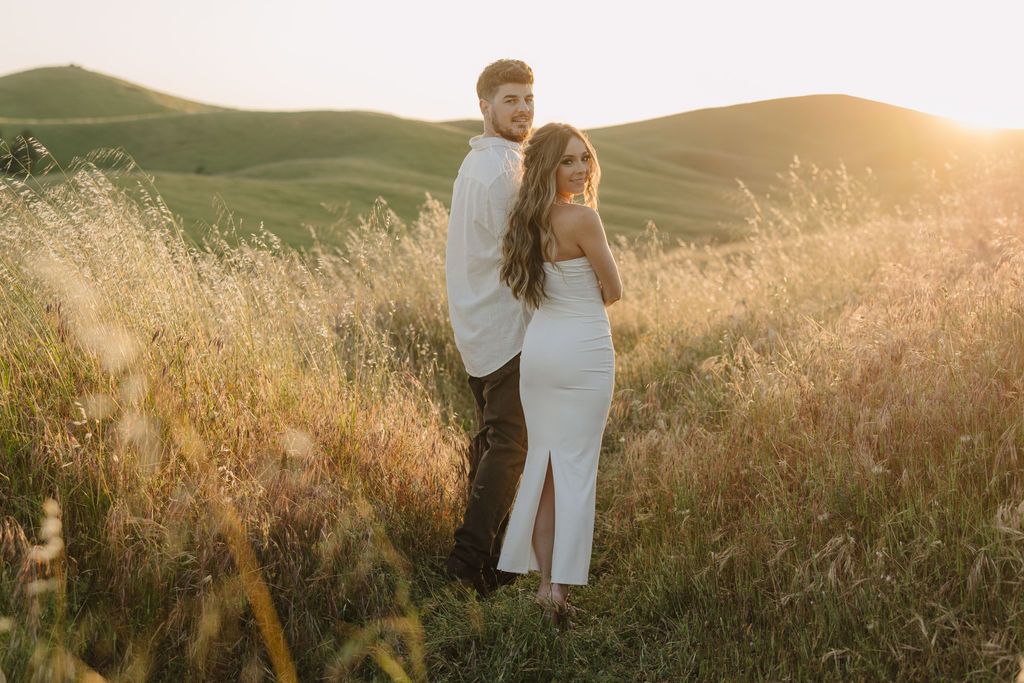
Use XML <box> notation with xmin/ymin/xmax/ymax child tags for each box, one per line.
<box><xmin>0</xmin><ymin>111</ymin><xmax>217</xmax><ymax>125</ymax></box>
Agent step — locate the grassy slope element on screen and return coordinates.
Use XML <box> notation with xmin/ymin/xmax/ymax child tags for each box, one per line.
<box><xmin>3</xmin><ymin>67</ymin><xmax>1024</xmax><ymax>246</ymax></box>
<box><xmin>592</xmin><ymin>94</ymin><xmax>966</xmax><ymax>180</ymax></box>
<box><xmin>10</xmin><ymin>110</ymin><xmax>467</xmax><ymax>175</ymax></box>
<box><xmin>8</xmin><ymin>109</ymin><xmax>471</xmax><ymax>247</ymax></box>
<box><xmin>589</xmin><ymin>94</ymin><xmax>1024</xmax><ymax>233</ymax></box>
<box><xmin>0</xmin><ymin>65</ymin><xmax>223</xmax><ymax>119</ymax></box>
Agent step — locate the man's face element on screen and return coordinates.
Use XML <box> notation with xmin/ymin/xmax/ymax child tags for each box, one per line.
<box><xmin>481</xmin><ymin>83</ymin><xmax>534</xmax><ymax>142</ymax></box>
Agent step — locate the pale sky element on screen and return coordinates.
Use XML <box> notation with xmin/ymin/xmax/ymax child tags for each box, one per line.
<box><xmin>3</xmin><ymin>0</ymin><xmax>1023</xmax><ymax>129</ymax></box>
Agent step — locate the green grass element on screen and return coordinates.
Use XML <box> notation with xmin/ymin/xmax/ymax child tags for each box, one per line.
<box><xmin>5</xmin><ymin>66</ymin><xmax>1024</xmax><ymax>247</ymax></box>
<box><xmin>2</xmin><ymin>143</ymin><xmax>1024</xmax><ymax>680</ymax></box>
<box><xmin>143</xmin><ymin>166</ymin><xmax>455</xmax><ymax>249</ymax></box>
<box><xmin>0</xmin><ymin>65</ymin><xmax>223</xmax><ymax>119</ymax></box>
<box><xmin>6</xmin><ymin>110</ymin><xmax>467</xmax><ymax>176</ymax></box>
<box><xmin>3</xmin><ymin>107</ymin><xmax>471</xmax><ymax>246</ymax></box>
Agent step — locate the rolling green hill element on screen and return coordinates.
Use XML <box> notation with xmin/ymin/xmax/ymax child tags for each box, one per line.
<box><xmin>3</xmin><ymin>66</ymin><xmax>1023</xmax><ymax>247</ymax></box>
<box><xmin>592</xmin><ymin>94</ymin><xmax>1021</xmax><ymax>194</ymax></box>
<box><xmin>3</xmin><ymin>106</ymin><xmax>473</xmax><ymax>245</ymax></box>
<box><xmin>0</xmin><ymin>65</ymin><xmax>223</xmax><ymax>119</ymax></box>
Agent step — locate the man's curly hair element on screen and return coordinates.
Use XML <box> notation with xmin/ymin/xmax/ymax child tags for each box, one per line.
<box><xmin>476</xmin><ymin>59</ymin><xmax>534</xmax><ymax>101</ymax></box>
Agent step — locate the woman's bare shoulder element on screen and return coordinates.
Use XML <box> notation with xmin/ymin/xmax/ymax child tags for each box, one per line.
<box><xmin>550</xmin><ymin>203</ymin><xmax>601</xmax><ymax>230</ymax></box>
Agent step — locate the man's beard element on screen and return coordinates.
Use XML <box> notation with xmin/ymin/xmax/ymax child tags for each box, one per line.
<box><xmin>489</xmin><ymin>111</ymin><xmax>532</xmax><ymax>143</ymax></box>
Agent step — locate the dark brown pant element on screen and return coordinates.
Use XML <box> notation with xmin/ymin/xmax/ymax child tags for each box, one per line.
<box><xmin>450</xmin><ymin>353</ymin><xmax>528</xmax><ymax>570</ymax></box>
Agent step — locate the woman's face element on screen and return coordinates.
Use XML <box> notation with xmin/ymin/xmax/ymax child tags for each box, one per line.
<box><xmin>555</xmin><ymin>136</ymin><xmax>591</xmax><ymax>199</ymax></box>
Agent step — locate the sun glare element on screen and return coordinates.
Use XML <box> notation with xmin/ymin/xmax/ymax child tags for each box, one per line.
<box><xmin>933</xmin><ymin>103</ymin><xmax>1024</xmax><ymax>133</ymax></box>
<box><xmin>949</xmin><ymin>117</ymin><xmax>1003</xmax><ymax>134</ymax></box>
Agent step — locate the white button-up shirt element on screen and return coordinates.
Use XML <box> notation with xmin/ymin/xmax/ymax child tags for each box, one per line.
<box><xmin>445</xmin><ymin>135</ymin><xmax>531</xmax><ymax>378</ymax></box>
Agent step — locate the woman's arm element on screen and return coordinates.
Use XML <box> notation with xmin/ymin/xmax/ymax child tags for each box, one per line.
<box><xmin>572</xmin><ymin>208</ymin><xmax>622</xmax><ymax>306</ymax></box>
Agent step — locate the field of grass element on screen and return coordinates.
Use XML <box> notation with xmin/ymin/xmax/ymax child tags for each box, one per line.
<box><xmin>5</xmin><ymin>66</ymin><xmax>1023</xmax><ymax>249</ymax></box>
<box><xmin>0</xmin><ymin>66</ymin><xmax>223</xmax><ymax>119</ymax></box>
<box><xmin>1</xmin><ymin>105</ymin><xmax>472</xmax><ymax>249</ymax></box>
<box><xmin>3</xmin><ymin>136</ymin><xmax>1024</xmax><ymax>680</ymax></box>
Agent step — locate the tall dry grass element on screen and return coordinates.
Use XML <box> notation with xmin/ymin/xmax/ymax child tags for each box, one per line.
<box><xmin>1</xmin><ymin>145</ymin><xmax>462</xmax><ymax>680</ymax></box>
<box><xmin>2</xmin><ymin>140</ymin><xmax>1024</xmax><ymax>680</ymax></box>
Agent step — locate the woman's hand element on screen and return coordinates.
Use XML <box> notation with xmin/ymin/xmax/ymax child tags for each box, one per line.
<box><xmin>598</xmin><ymin>280</ymin><xmax>618</xmax><ymax>307</ymax></box>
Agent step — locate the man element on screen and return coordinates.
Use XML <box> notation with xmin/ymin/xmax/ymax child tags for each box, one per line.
<box><xmin>444</xmin><ymin>59</ymin><xmax>535</xmax><ymax>595</ymax></box>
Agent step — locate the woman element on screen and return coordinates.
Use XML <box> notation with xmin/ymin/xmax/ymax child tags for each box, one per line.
<box><xmin>496</xmin><ymin>123</ymin><xmax>621</xmax><ymax>624</ymax></box>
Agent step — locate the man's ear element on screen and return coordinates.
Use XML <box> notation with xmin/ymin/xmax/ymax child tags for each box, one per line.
<box><xmin>479</xmin><ymin>98</ymin><xmax>489</xmax><ymax>118</ymax></box>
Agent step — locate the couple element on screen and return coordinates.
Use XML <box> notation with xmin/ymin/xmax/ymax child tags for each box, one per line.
<box><xmin>444</xmin><ymin>59</ymin><xmax>621</xmax><ymax>624</ymax></box>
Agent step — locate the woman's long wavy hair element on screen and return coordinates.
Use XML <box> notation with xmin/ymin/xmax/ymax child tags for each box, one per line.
<box><xmin>501</xmin><ymin>123</ymin><xmax>601</xmax><ymax>309</ymax></box>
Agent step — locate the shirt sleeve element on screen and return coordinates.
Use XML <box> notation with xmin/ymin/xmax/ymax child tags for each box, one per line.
<box><xmin>482</xmin><ymin>171</ymin><xmax>518</xmax><ymax>240</ymax></box>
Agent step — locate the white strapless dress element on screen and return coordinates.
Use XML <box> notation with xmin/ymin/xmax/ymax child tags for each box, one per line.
<box><xmin>497</xmin><ymin>256</ymin><xmax>615</xmax><ymax>585</ymax></box>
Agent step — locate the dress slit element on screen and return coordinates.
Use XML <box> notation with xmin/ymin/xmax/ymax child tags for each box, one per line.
<box><xmin>528</xmin><ymin>450</ymin><xmax>555</xmax><ymax>572</ymax></box>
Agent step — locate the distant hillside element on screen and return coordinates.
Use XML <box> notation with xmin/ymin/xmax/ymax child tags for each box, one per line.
<box><xmin>3</xmin><ymin>108</ymin><xmax>474</xmax><ymax>246</ymax></box>
<box><xmin>3</xmin><ymin>67</ymin><xmax>1023</xmax><ymax>247</ymax></box>
<box><xmin>12</xmin><ymin>110</ymin><xmax>469</xmax><ymax>175</ymax></box>
<box><xmin>588</xmin><ymin>95</ymin><xmax>1024</xmax><ymax>235</ymax></box>
<box><xmin>593</xmin><ymin>94</ymin><xmax>1021</xmax><ymax>189</ymax></box>
<box><xmin>0</xmin><ymin>65</ymin><xmax>222</xmax><ymax>119</ymax></box>
<box><xmin>441</xmin><ymin>119</ymin><xmax>483</xmax><ymax>134</ymax></box>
